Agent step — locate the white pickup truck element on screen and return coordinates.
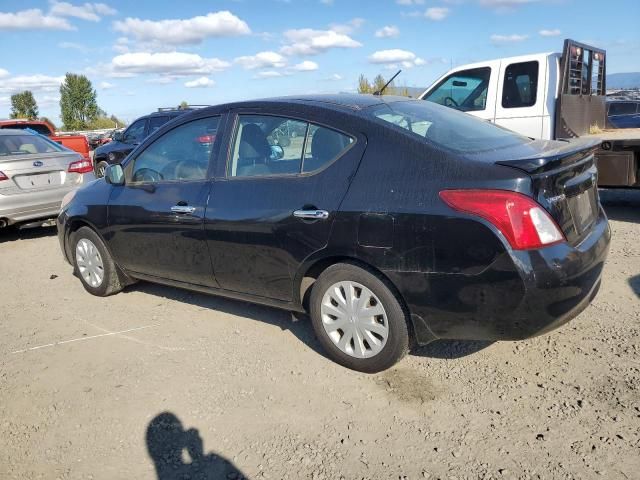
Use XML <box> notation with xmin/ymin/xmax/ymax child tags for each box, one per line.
<box><xmin>419</xmin><ymin>39</ymin><xmax>640</xmax><ymax>188</ymax></box>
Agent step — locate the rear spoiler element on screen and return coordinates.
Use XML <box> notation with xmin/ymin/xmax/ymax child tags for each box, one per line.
<box><xmin>495</xmin><ymin>138</ymin><xmax>600</xmax><ymax>174</ymax></box>
<box><xmin>555</xmin><ymin>39</ymin><xmax>607</xmax><ymax>139</ymax></box>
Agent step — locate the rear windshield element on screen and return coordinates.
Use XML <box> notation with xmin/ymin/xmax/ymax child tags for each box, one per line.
<box><xmin>368</xmin><ymin>100</ymin><xmax>532</xmax><ymax>153</ymax></box>
<box><xmin>0</xmin><ymin>134</ymin><xmax>65</xmax><ymax>156</ymax></box>
<box><xmin>0</xmin><ymin>124</ymin><xmax>52</xmax><ymax>136</ymax></box>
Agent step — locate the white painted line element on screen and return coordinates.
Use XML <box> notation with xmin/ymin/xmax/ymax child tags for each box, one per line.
<box><xmin>11</xmin><ymin>324</ymin><xmax>159</xmax><ymax>354</ymax></box>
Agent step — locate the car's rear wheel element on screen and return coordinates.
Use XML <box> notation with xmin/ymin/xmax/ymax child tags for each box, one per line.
<box><xmin>310</xmin><ymin>263</ymin><xmax>409</xmax><ymax>373</ymax></box>
<box><xmin>71</xmin><ymin>227</ymin><xmax>125</xmax><ymax>297</ymax></box>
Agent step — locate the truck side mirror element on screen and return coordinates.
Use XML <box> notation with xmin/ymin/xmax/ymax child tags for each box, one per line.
<box><xmin>104</xmin><ymin>164</ymin><xmax>125</xmax><ymax>186</ymax></box>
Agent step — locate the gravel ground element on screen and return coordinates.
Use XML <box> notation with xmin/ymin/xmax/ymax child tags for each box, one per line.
<box><xmin>0</xmin><ymin>189</ymin><xmax>638</xmax><ymax>480</ymax></box>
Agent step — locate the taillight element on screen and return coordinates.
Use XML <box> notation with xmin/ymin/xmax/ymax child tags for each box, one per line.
<box><xmin>68</xmin><ymin>157</ymin><xmax>93</xmax><ymax>174</ymax></box>
<box><xmin>439</xmin><ymin>189</ymin><xmax>565</xmax><ymax>250</ymax></box>
<box><xmin>0</xmin><ymin>171</ymin><xmax>8</xmax><ymax>181</ymax></box>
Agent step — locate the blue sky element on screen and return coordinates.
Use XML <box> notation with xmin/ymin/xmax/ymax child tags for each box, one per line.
<box><xmin>0</xmin><ymin>0</ymin><xmax>638</xmax><ymax>124</ymax></box>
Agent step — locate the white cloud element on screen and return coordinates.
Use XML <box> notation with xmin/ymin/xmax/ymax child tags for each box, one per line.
<box><xmin>0</xmin><ymin>68</ymin><xmax>9</xmax><ymax>78</ymax></box>
<box><xmin>235</xmin><ymin>51</ymin><xmax>287</xmax><ymax>70</ymax></box>
<box><xmin>396</xmin><ymin>0</ymin><xmax>425</xmax><ymax>4</ymax></box>
<box><xmin>326</xmin><ymin>73</ymin><xmax>343</xmax><ymax>81</ymax></box>
<box><xmin>481</xmin><ymin>0</ymin><xmax>538</xmax><ymax>5</ymax></box>
<box><xmin>490</xmin><ymin>33</ymin><xmax>529</xmax><ymax>43</ymax></box>
<box><xmin>424</xmin><ymin>7</ymin><xmax>450</xmax><ymax>20</ymax></box>
<box><xmin>0</xmin><ymin>9</ymin><xmax>74</xmax><ymax>31</ymax></box>
<box><xmin>369</xmin><ymin>49</ymin><xmax>425</xmax><ymax>68</ymax></box>
<box><xmin>58</xmin><ymin>41</ymin><xmax>87</xmax><ymax>52</ymax></box>
<box><xmin>281</xmin><ymin>28</ymin><xmax>362</xmax><ymax>56</ymax></box>
<box><xmin>49</xmin><ymin>1</ymin><xmax>116</xmax><ymax>22</ymax></box>
<box><xmin>99</xmin><ymin>81</ymin><xmax>114</xmax><ymax>89</ymax></box>
<box><xmin>111</xmin><ymin>52</ymin><xmax>231</xmax><ymax>76</ymax></box>
<box><xmin>113</xmin><ymin>11</ymin><xmax>251</xmax><ymax>46</ymax></box>
<box><xmin>375</xmin><ymin>25</ymin><xmax>400</xmax><ymax>38</ymax></box>
<box><xmin>0</xmin><ymin>74</ymin><xmax>65</xmax><ymax>93</ymax></box>
<box><xmin>329</xmin><ymin>17</ymin><xmax>365</xmax><ymax>35</ymax></box>
<box><xmin>291</xmin><ymin>60</ymin><xmax>319</xmax><ymax>72</ymax></box>
<box><xmin>254</xmin><ymin>71</ymin><xmax>285</xmax><ymax>79</ymax></box>
<box><xmin>185</xmin><ymin>77</ymin><xmax>215</xmax><ymax>88</ymax></box>
<box><xmin>539</xmin><ymin>28</ymin><xmax>561</xmax><ymax>37</ymax></box>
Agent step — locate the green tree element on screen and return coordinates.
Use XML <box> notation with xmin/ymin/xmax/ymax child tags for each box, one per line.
<box><xmin>10</xmin><ymin>91</ymin><xmax>39</xmax><ymax>119</ymax></box>
<box><xmin>59</xmin><ymin>73</ymin><xmax>99</xmax><ymax>130</ymax></box>
<box><xmin>179</xmin><ymin>100</ymin><xmax>189</xmax><ymax>109</ymax></box>
<box><xmin>357</xmin><ymin>74</ymin><xmax>372</xmax><ymax>94</ymax></box>
<box><xmin>373</xmin><ymin>74</ymin><xmax>388</xmax><ymax>94</ymax></box>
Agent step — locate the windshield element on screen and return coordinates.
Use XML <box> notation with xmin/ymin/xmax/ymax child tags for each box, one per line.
<box><xmin>0</xmin><ymin>124</ymin><xmax>52</xmax><ymax>136</ymax></box>
<box><xmin>368</xmin><ymin>100</ymin><xmax>532</xmax><ymax>153</ymax></box>
<box><xmin>0</xmin><ymin>134</ymin><xmax>65</xmax><ymax>156</ymax></box>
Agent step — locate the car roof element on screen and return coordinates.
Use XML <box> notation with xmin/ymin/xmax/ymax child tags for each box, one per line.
<box><xmin>0</xmin><ymin>128</ymin><xmax>35</xmax><ymax>136</ymax></box>
<box><xmin>209</xmin><ymin>94</ymin><xmax>414</xmax><ymax>113</ymax></box>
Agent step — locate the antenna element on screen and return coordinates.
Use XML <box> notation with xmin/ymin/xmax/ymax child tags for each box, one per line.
<box><xmin>373</xmin><ymin>70</ymin><xmax>402</xmax><ymax>96</ymax></box>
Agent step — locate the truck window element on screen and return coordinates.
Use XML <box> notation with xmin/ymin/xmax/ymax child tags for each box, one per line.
<box><xmin>502</xmin><ymin>61</ymin><xmax>539</xmax><ymax>109</ymax></box>
<box><xmin>608</xmin><ymin>102</ymin><xmax>637</xmax><ymax>116</ymax></box>
<box><xmin>423</xmin><ymin>67</ymin><xmax>491</xmax><ymax>112</ymax></box>
<box><xmin>148</xmin><ymin>116</ymin><xmax>170</xmax><ymax>136</ymax></box>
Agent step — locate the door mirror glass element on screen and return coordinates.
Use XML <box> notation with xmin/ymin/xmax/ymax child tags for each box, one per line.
<box><xmin>270</xmin><ymin>145</ymin><xmax>284</xmax><ymax>160</ymax></box>
<box><xmin>104</xmin><ymin>164</ymin><xmax>125</xmax><ymax>186</ymax></box>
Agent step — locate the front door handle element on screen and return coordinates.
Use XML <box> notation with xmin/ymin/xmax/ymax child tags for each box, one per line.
<box><xmin>171</xmin><ymin>205</ymin><xmax>196</xmax><ymax>214</ymax></box>
<box><xmin>293</xmin><ymin>209</ymin><xmax>329</xmax><ymax>220</ymax></box>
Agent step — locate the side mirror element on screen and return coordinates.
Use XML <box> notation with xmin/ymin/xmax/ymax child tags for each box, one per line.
<box><xmin>104</xmin><ymin>164</ymin><xmax>125</xmax><ymax>186</ymax></box>
<box><xmin>113</xmin><ymin>131</ymin><xmax>123</xmax><ymax>142</ymax></box>
<box><xmin>270</xmin><ymin>145</ymin><xmax>284</xmax><ymax>160</ymax></box>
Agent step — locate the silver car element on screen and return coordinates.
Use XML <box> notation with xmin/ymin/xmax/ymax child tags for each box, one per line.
<box><xmin>0</xmin><ymin>129</ymin><xmax>95</xmax><ymax>228</ymax></box>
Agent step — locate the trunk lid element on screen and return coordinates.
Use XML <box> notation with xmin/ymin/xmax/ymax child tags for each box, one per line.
<box><xmin>465</xmin><ymin>138</ymin><xmax>601</xmax><ymax>246</ymax></box>
<box><xmin>0</xmin><ymin>151</ymin><xmax>82</xmax><ymax>195</ymax></box>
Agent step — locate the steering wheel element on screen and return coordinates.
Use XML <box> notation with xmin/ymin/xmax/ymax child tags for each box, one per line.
<box><xmin>444</xmin><ymin>96</ymin><xmax>459</xmax><ymax>108</ymax></box>
<box><xmin>133</xmin><ymin>168</ymin><xmax>163</xmax><ymax>183</ymax></box>
<box><xmin>174</xmin><ymin>160</ymin><xmax>206</xmax><ymax>180</ymax></box>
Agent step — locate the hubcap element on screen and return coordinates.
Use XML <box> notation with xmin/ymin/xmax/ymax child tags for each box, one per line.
<box><xmin>75</xmin><ymin>238</ymin><xmax>104</xmax><ymax>288</ymax></box>
<box><xmin>97</xmin><ymin>162</ymin><xmax>107</xmax><ymax>177</ymax></box>
<box><xmin>320</xmin><ymin>281</ymin><xmax>389</xmax><ymax>359</ymax></box>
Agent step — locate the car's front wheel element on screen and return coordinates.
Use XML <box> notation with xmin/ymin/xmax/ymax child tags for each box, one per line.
<box><xmin>95</xmin><ymin>160</ymin><xmax>109</xmax><ymax>178</ymax></box>
<box><xmin>310</xmin><ymin>263</ymin><xmax>410</xmax><ymax>373</ymax></box>
<box><xmin>71</xmin><ymin>227</ymin><xmax>126</xmax><ymax>297</ymax></box>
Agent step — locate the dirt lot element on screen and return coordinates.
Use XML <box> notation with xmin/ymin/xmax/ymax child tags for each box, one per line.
<box><xmin>1</xmin><ymin>190</ymin><xmax>639</xmax><ymax>480</ymax></box>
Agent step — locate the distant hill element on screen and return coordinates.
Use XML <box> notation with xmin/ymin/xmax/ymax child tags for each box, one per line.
<box><xmin>607</xmin><ymin>72</ymin><xmax>640</xmax><ymax>89</ymax></box>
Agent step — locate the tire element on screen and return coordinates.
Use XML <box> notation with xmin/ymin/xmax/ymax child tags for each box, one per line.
<box><xmin>71</xmin><ymin>226</ymin><xmax>125</xmax><ymax>297</ymax></box>
<box><xmin>310</xmin><ymin>262</ymin><xmax>410</xmax><ymax>373</ymax></box>
<box><xmin>95</xmin><ymin>160</ymin><xmax>109</xmax><ymax>178</ymax></box>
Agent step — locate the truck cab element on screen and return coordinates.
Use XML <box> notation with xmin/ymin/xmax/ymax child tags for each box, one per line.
<box><xmin>420</xmin><ymin>39</ymin><xmax>640</xmax><ymax>188</ymax></box>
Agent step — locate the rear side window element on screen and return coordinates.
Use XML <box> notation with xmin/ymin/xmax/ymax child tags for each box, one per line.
<box><xmin>502</xmin><ymin>61</ymin><xmax>539</xmax><ymax>108</ymax></box>
<box><xmin>370</xmin><ymin>100</ymin><xmax>531</xmax><ymax>153</ymax></box>
<box><xmin>229</xmin><ymin>115</ymin><xmax>353</xmax><ymax>178</ymax></box>
<box><xmin>0</xmin><ymin>134</ymin><xmax>64</xmax><ymax>156</ymax></box>
<box><xmin>608</xmin><ymin>102</ymin><xmax>637</xmax><ymax>116</ymax></box>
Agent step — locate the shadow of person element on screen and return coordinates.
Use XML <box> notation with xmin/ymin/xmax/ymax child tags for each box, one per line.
<box><xmin>629</xmin><ymin>274</ymin><xmax>640</xmax><ymax>298</ymax></box>
<box><xmin>147</xmin><ymin>412</ymin><xmax>249</xmax><ymax>480</ymax></box>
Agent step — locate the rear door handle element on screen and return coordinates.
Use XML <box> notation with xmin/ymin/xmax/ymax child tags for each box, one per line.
<box><xmin>293</xmin><ymin>209</ymin><xmax>329</xmax><ymax>220</ymax></box>
<box><xmin>171</xmin><ymin>205</ymin><xmax>196</xmax><ymax>214</ymax></box>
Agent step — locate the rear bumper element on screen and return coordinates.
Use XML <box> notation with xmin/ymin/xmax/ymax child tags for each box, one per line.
<box><xmin>390</xmin><ymin>209</ymin><xmax>611</xmax><ymax>344</ymax></box>
<box><xmin>0</xmin><ymin>173</ymin><xmax>94</xmax><ymax>226</ymax></box>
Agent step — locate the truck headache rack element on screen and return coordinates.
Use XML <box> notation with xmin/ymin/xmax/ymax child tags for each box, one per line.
<box><xmin>555</xmin><ymin>39</ymin><xmax>607</xmax><ymax>138</ymax></box>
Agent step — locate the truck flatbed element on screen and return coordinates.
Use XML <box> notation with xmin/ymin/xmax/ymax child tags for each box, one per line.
<box><xmin>584</xmin><ymin>128</ymin><xmax>640</xmax><ymax>141</ymax></box>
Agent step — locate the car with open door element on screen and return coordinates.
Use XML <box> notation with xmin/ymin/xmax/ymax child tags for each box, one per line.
<box><xmin>58</xmin><ymin>94</ymin><xmax>610</xmax><ymax>373</ymax></box>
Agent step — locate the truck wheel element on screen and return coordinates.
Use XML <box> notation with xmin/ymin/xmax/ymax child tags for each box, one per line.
<box><xmin>310</xmin><ymin>263</ymin><xmax>409</xmax><ymax>373</ymax></box>
<box><xmin>71</xmin><ymin>227</ymin><xmax>125</xmax><ymax>297</ymax></box>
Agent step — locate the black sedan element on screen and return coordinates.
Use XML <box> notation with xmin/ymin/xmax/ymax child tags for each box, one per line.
<box><xmin>57</xmin><ymin>94</ymin><xmax>610</xmax><ymax>372</ymax></box>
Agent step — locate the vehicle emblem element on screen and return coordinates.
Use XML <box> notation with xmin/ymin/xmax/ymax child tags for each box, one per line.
<box><xmin>547</xmin><ymin>194</ymin><xmax>566</xmax><ymax>205</ymax></box>
<box><xmin>33</xmin><ymin>160</ymin><xmax>44</xmax><ymax>167</ymax></box>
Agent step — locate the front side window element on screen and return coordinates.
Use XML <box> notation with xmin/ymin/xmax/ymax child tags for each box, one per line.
<box><xmin>423</xmin><ymin>67</ymin><xmax>491</xmax><ymax>112</ymax></box>
<box><xmin>147</xmin><ymin>116</ymin><xmax>170</xmax><ymax>136</ymax></box>
<box><xmin>0</xmin><ymin>134</ymin><xmax>64</xmax><ymax>156</ymax></box>
<box><xmin>502</xmin><ymin>61</ymin><xmax>539</xmax><ymax>108</ymax></box>
<box><xmin>130</xmin><ymin>116</ymin><xmax>219</xmax><ymax>183</ymax></box>
<box><xmin>229</xmin><ymin>115</ymin><xmax>352</xmax><ymax>178</ymax></box>
<box><xmin>123</xmin><ymin>119</ymin><xmax>147</xmax><ymax>144</ymax></box>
